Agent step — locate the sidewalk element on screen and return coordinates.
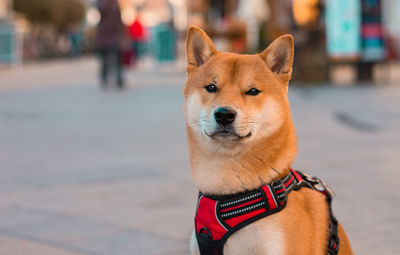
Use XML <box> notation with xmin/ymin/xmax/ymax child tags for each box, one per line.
<box><xmin>0</xmin><ymin>59</ymin><xmax>399</xmax><ymax>254</ymax></box>
<box><xmin>0</xmin><ymin>57</ymin><xmax>186</xmax><ymax>92</ymax></box>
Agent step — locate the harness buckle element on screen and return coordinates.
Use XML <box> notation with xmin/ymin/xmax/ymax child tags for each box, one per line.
<box><xmin>271</xmin><ymin>179</ymin><xmax>287</xmax><ymax>204</ymax></box>
<box><xmin>301</xmin><ymin>173</ymin><xmax>334</xmax><ymax>197</ymax></box>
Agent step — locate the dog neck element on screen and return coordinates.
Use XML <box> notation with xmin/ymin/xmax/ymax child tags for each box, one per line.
<box><xmin>187</xmin><ymin>118</ymin><xmax>297</xmax><ymax>195</ymax></box>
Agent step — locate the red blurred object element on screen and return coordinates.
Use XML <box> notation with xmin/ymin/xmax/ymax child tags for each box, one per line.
<box><xmin>362</xmin><ymin>24</ymin><xmax>383</xmax><ymax>38</ymax></box>
<box><xmin>121</xmin><ymin>49</ymin><xmax>134</xmax><ymax>67</ymax></box>
<box><xmin>129</xmin><ymin>18</ymin><xmax>146</xmax><ymax>42</ymax></box>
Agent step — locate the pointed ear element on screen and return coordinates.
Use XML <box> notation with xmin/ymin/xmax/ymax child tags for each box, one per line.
<box><xmin>186</xmin><ymin>25</ymin><xmax>216</xmax><ymax>71</ymax></box>
<box><xmin>259</xmin><ymin>35</ymin><xmax>294</xmax><ymax>85</ymax></box>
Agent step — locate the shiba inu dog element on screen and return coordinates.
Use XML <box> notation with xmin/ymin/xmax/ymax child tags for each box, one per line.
<box><xmin>184</xmin><ymin>26</ymin><xmax>353</xmax><ymax>255</ymax></box>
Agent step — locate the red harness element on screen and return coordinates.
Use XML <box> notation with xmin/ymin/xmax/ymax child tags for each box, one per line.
<box><xmin>194</xmin><ymin>169</ymin><xmax>339</xmax><ymax>255</ymax></box>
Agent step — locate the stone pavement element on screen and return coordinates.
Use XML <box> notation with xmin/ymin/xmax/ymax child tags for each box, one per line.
<box><xmin>0</xmin><ymin>58</ymin><xmax>399</xmax><ymax>255</ymax></box>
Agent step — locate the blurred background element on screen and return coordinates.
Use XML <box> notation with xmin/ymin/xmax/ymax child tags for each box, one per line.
<box><xmin>2</xmin><ymin>0</ymin><xmax>400</xmax><ymax>83</ymax></box>
<box><xmin>0</xmin><ymin>0</ymin><xmax>399</xmax><ymax>254</ymax></box>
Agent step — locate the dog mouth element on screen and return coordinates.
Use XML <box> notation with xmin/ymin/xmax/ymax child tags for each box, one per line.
<box><xmin>206</xmin><ymin>130</ymin><xmax>252</xmax><ymax>141</ymax></box>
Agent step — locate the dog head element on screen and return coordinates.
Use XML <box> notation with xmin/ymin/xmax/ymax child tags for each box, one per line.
<box><xmin>184</xmin><ymin>26</ymin><xmax>294</xmax><ymax>154</ymax></box>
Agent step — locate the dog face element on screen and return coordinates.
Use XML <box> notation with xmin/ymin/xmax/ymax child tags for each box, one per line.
<box><xmin>184</xmin><ymin>26</ymin><xmax>294</xmax><ymax>153</ymax></box>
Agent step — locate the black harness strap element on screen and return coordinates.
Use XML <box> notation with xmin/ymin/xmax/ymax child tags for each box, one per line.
<box><xmin>298</xmin><ymin>172</ymin><xmax>340</xmax><ymax>255</ymax></box>
<box><xmin>194</xmin><ymin>169</ymin><xmax>339</xmax><ymax>255</ymax></box>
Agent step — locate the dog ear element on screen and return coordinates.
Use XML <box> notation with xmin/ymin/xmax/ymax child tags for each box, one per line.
<box><xmin>259</xmin><ymin>35</ymin><xmax>294</xmax><ymax>87</ymax></box>
<box><xmin>186</xmin><ymin>25</ymin><xmax>216</xmax><ymax>71</ymax></box>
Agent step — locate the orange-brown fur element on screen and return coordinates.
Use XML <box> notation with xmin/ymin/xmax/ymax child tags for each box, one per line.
<box><xmin>184</xmin><ymin>25</ymin><xmax>353</xmax><ymax>255</ymax></box>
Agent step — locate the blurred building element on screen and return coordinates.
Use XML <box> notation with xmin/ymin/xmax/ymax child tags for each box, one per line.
<box><xmin>3</xmin><ymin>0</ymin><xmax>400</xmax><ymax>84</ymax></box>
<box><xmin>186</xmin><ymin>0</ymin><xmax>400</xmax><ymax>84</ymax></box>
<box><xmin>8</xmin><ymin>0</ymin><xmax>86</xmax><ymax>60</ymax></box>
<box><xmin>188</xmin><ymin>0</ymin><xmax>247</xmax><ymax>53</ymax></box>
<box><xmin>0</xmin><ymin>0</ymin><xmax>12</xmax><ymax>20</ymax></box>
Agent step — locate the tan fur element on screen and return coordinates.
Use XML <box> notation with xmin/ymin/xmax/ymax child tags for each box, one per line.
<box><xmin>184</xmin><ymin>25</ymin><xmax>353</xmax><ymax>255</ymax></box>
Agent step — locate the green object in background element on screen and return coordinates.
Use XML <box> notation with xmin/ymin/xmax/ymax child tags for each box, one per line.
<box><xmin>0</xmin><ymin>22</ymin><xmax>16</xmax><ymax>65</ymax></box>
<box><xmin>152</xmin><ymin>25</ymin><xmax>175</xmax><ymax>62</ymax></box>
<box><xmin>326</xmin><ymin>0</ymin><xmax>361</xmax><ymax>59</ymax></box>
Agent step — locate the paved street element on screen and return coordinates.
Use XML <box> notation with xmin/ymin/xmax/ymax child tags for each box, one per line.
<box><xmin>0</xmin><ymin>58</ymin><xmax>399</xmax><ymax>255</ymax></box>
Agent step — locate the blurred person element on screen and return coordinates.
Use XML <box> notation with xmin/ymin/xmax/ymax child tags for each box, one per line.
<box><xmin>128</xmin><ymin>14</ymin><xmax>146</xmax><ymax>65</ymax></box>
<box><xmin>95</xmin><ymin>0</ymin><xmax>125</xmax><ymax>89</ymax></box>
<box><xmin>69</xmin><ymin>26</ymin><xmax>83</xmax><ymax>58</ymax></box>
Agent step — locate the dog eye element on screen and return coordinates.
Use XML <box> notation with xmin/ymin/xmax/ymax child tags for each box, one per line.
<box><xmin>246</xmin><ymin>88</ymin><xmax>261</xmax><ymax>96</ymax></box>
<box><xmin>205</xmin><ymin>84</ymin><xmax>218</xmax><ymax>93</ymax></box>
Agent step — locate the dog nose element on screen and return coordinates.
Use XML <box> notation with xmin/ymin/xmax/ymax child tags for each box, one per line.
<box><xmin>214</xmin><ymin>107</ymin><xmax>236</xmax><ymax>126</ymax></box>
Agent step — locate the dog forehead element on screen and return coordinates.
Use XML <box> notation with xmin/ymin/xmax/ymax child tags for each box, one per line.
<box><xmin>217</xmin><ymin>53</ymin><xmax>265</xmax><ymax>70</ymax></box>
<box><xmin>212</xmin><ymin>54</ymin><xmax>272</xmax><ymax>84</ymax></box>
